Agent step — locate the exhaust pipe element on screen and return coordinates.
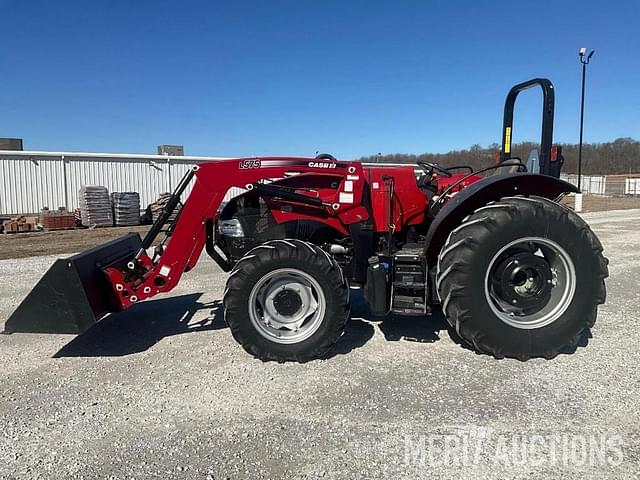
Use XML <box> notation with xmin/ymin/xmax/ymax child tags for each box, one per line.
<box><xmin>3</xmin><ymin>233</ymin><xmax>142</xmax><ymax>335</ymax></box>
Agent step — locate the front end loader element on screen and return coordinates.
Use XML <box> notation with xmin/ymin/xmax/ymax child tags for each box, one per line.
<box><xmin>4</xmin><ymin>78</ymin><xmax>608</xmax><ymax>362</ymax></box>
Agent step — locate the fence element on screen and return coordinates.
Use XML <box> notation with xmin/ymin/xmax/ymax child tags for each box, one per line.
<box><xmin>560</xmin><ymin>173</ymin><xmax>640</xmax><ymax>213</ymax></box>
<box><xmin>626</xmin><ymin>178</ymin><xmax>640</xmax><ymax>195</ymax></box>
<box><xmin>560</xmin><ymin>173</ymin><xmax>640</xmax><ymax>196</ymax></box>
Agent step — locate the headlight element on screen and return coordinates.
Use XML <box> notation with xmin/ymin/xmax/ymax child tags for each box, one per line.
<box><xmin>218</xmin><ymin>218</ymin><xmax>244</xmax><ymax>238</ymax></box>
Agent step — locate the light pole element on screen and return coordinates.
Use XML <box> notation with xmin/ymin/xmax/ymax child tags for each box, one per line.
<box><xmin>577</xmin><ymin>47</ymin><xmax>594</xmax><ymax>191</ymax></box>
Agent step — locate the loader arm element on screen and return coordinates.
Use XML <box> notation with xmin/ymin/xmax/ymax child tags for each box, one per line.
<box><xmin>5</xmin><ymin>157</ymin><xmax>369</xmax><ymax>335</ymax></box>
<box><xmin>103</xmin><ymin>158</ymin><xmax>368</xmax><ymax>313</ymax></box>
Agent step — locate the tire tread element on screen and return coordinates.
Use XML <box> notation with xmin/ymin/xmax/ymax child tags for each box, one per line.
<box><xmin>436</xmin><ymin>195</ymin><xmax>608</xmax><ymax>360</ymax></box>
<box><xmin>223</xmin><ymin>239</ymin><xmax>349</xmax><ymax>362</ymax></box>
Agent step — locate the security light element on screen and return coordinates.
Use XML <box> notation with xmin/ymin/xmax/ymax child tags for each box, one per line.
<box><xmin>577</xmin><ymin>47</ymin><xmax>595</xmax><ymax>190</ymax></box>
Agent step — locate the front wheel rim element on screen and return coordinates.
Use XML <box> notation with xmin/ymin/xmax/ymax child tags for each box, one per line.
<box><xmin>484</xmin><ymin>237</ymin><xmax>576</xmax><ymax>330</ymax></box>
<box><xmin>248</xmin><ymin>268</ymin><xmax>326</xmax><ymax>344</ymax></box>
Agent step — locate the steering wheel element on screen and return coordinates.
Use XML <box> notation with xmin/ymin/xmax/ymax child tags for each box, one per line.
<box><xmin>315</xmin><ymin>153</ymin><xmax>337</xmax><ymax>161</ymax></box>
<box><xmin>417</xmin><ymin>161</ymin><xmax>452</xmax><ymax>178</ymax></box>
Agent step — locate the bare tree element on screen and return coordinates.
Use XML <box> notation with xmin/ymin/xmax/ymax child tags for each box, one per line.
<box><xmin>359</xmin><ymin>138</ymin><xmax>640</xmax><ymax>175</ymax></box>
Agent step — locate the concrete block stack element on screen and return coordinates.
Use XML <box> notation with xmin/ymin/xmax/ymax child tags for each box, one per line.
<box><xmin>1</xmin><ymin>216</ymin><xmax>38</xmax><ymax>233</ymax></box>
<box><xmin>79</xmin><ymin>186</ymin><xmax>113</xmax><ymax>227</ymax></box>
<box><xmin>111</xmin><ymin>192</ymin><xmax>141</xmax><ymax>226</ymax></box>
<box><xmin>40</xmin><ymin>210</ymin><xmax>76</xmax><ymax>230</ymax></box>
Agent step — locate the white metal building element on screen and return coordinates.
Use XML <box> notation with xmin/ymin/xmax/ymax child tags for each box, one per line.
<box><xmin>0</xmin><ymin>150</ymin><xmax>235</xmax><ymax>215</ymax></box>
<box><xmin>2</xmin><ymin>150</ymin><xmax>639</xmax><ymax>215</ymax></box>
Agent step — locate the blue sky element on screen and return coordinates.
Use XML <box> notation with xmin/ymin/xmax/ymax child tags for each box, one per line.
<box><xmin>1</xmin><ymin>0</ymin><xmax>638</xmax><ymax>158</ymax></box>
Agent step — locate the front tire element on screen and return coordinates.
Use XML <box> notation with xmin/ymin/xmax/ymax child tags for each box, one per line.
<box><xmin>223</xmin><ymin>239</ymin><xmax>349</xmax><ymax>362</ymax></box>
<box><xmin>436</xmin><ymin>196</ymin><xmax>608</xmax><ymax>360</ymax></box>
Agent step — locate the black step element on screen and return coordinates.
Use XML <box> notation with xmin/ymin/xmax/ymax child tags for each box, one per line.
<box><xmin>391</xmin><ymin>295</ymin><xmax>426</xmax><ymax>315</ymax></box>
<box><xmin>394</xmin><ymin>254</ymin><xmax>422</xmax><ymax>263</ymax></box>
<box><xmin>393</xmin><ymin>280</ymin><xmax>426</xmax><ymax>289</ymax></box>
<box><xmin>391</xmin><ymin>253</ymin><xmax>427</xmax><ymax>315</ymax></box>
<box><xmin>391</xmin><ymin>307</ymin><xmax>426</xmax><ymax>315</ymax></box>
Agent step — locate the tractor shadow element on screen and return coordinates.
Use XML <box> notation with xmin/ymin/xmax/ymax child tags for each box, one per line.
<box><xmin>54</xmin><ymin>293</ymin><xmax>226</xmax><ymax>357</ymax></box>
<box><xmin>338</xmin><ymin>288</ymin><xmax>450</xmax><ymax>349</ymax></box>
<box><xmin>54</xmin><ymin>289</ymin><xmax>468</xmax><ymax>359</ymax></box>
<box><xmin>53</xmin><ymin>292</ymin><xmax>374</xmax><ymax>359</ymax></box>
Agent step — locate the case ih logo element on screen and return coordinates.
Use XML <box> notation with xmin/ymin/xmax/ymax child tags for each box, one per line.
<box><xmin>308</xmin><ymin>161</ymin><xmax>337</xmax><ymax>169</ymax></box>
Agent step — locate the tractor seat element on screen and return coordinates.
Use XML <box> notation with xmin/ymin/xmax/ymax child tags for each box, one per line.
<box><xmin>490</xmin><ymin>159</ymin><xmax>525</xmax><ymax>176</ymax></box>
<box><xmin>417</xmin><ymin>173</ymin><xmax>437</xmax><ymax>195</ymax></box>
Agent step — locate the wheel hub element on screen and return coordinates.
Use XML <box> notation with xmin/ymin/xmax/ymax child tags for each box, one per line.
<box><xmin>272</xmin><ymin>289</ymin><xmax>303</xmax><ymax>316</ymax></box>
<box><xmin>491</xmin><ymin>252</ymin><xmax>552</xmax><ymax>315</ymax></box>
<box><xmin>248</xmin><ymin>268</ymin><xmax>326</xmax><ymax>344</ymax></box>
<box><xmin>484</xmin><ymin>237</ymin><xmax>576</xmax><ymax>330</ymax></box>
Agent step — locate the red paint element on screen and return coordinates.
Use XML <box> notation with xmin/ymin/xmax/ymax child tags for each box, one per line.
<box><xmin>102</xmin><ymin>158</ymin><xmax>483</xmax><ymax>311</ymax></box>
<box><xmin>365</xmin><ymin>166</ymin><xmax>429</xmax><ymax>233</ymax></box>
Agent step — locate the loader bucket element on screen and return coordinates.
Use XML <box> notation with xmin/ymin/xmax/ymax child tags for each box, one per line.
<box><xmin>3</xmin><ymin>233</ymin><xmax>142</xmax><ymax>335</ymax></box>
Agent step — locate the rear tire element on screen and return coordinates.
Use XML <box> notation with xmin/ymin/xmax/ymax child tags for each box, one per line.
<box><xmin>436</xmin><ymin>196</ymin><xmax>608</xmax><ymax>360</ymax></box>
<box><xmin>223</xmin><ymin>239</ymin><xmax>349</xmax><ymax>362</ymax></box>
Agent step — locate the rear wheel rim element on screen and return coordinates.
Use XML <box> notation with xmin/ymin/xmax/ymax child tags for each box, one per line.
<box><xmin>484</xmin><ymin>237</ymin><xmax>576</xmax><ymax>330</ymax></box>
<box><xmin>248</xmin><ymin>268</ymin><xmax>326</xmax><ymax>344</ymax></box>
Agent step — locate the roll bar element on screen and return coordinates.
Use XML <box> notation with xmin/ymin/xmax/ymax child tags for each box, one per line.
<box><xmin>501</xmin><ymin>78</ymin><xmax>555</xmax><ymax>176</ymax></box>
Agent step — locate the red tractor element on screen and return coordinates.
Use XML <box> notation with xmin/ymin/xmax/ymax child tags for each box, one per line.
<box><xmin>5</xmin><ymin>79</ymin><xmax>608</xmax><ymax>362</ymax></box>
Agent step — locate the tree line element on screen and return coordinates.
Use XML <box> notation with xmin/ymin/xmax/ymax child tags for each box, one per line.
<box><xmin>359</xmin><ymin>138</ymin><xmax>640</xmax><ymax>175</ymax></box>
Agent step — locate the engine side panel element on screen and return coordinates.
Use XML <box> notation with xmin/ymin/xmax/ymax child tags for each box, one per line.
<box><xmin>365</xmin><ymin>166</ymin><xmax>429</xmax><ymax>233</ymax></box>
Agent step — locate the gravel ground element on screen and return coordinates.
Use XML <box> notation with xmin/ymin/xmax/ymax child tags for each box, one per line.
<box><xmin>1</xmin><ymin>209</ymin><xmax>639</xmax><ymax>479</ymax></box>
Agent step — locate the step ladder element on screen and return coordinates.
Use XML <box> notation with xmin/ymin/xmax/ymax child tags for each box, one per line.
<box><xmin>391</xmin><ymin>253</ymin><xmax>427</xmax><ymax>315</ymax></box>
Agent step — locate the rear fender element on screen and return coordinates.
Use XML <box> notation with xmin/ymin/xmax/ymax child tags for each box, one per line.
<box><xmin>424</xmin><ymin>173</ymin><xmax>578</xmax><ymax>266</ymax></box>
